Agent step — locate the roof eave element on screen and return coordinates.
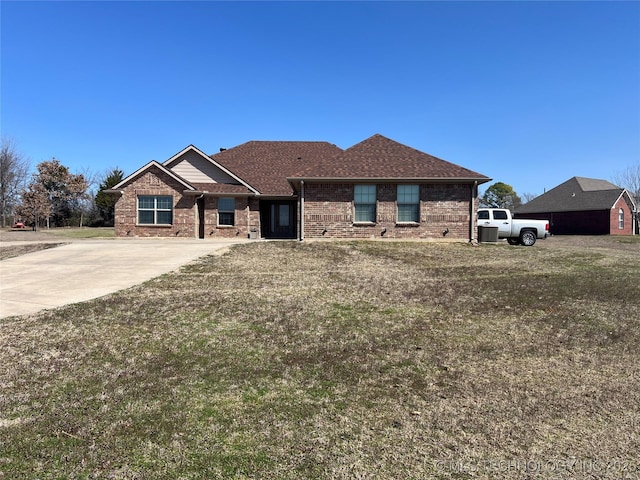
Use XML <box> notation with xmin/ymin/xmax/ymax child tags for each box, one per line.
<box><xmin>111</xmin><ymin>161</ymin><xmax>196</xmax><ymax>191</ymax></box>
<box><xmin>288</xmin><ymin>176</ymin><xmax>492</xmax><ymax>184</ymax></box>
<box><xmin>183</xmin><ymin>190</ymin><xmax>255</xmax><ymax>197</ymax></box>
<box><xmin>617</xmin><ymin>189</ymin><xmax>638</xmax><ymax>210</ymax></box>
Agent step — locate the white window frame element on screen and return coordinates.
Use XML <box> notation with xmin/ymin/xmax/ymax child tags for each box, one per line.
<box><xmin>137</xmin><ymin>195</ymin><xmax>173</xmax><ymax>225</ymax></box>
<box><xmin>619</xmin><ymin>208</ymin><xmax>624</xmax><ymax>229</ymax></box>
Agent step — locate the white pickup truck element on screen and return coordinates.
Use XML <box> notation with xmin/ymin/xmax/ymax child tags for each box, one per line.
<box><xmin>477</xmin><ymin>208</ymin><xmax>549</xmax><ymax>246</ymax></box>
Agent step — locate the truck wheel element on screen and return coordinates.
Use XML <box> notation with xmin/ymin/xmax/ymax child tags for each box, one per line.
<box><xmin>507</xmin><ymin>238</ymin><xmax>520</xmax><ymax>245</ymax></box>
<box><xmin>519</xmin><ymin>230</ymin><xmax>536</xmax><ymax>246</ymax></box>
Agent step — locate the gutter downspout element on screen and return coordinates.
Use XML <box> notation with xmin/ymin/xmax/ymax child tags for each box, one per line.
<box><xmin>470</xmin><ymin>181</ymin><xmax>477</xmax><ymax>242</ymax></box>
<box><xmin>300</xmin><ymin>180</ymin><xmax>305</xmax><ymax>241</ymax></box>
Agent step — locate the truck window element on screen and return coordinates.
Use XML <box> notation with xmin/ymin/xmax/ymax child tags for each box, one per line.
<box><xmin>478</xmin><ymin>211</ymin><xmax>489</xmax><ymax>220</ymax></box>
<box><xmin>493</xmin><ymin>210</ymin><xmax>508</xmax><ymax>220</ymax></box>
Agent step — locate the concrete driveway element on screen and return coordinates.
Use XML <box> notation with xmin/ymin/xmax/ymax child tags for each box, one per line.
<box><xmin>0</xmin><ymin>238</ymin><xmax>245</xmax><ymax>319</ymax></box>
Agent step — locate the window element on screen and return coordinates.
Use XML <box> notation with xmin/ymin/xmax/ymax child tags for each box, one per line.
<box><xmin>218</xmin><ymin>197</ymin><xmax>235</xmax><ymax>226</ymax></box>
<box><xmin>354</xmin><ymin>185</ymin><xmax>376</xmax><ymax>222</ymax></box>
<box><xmin>138</xmin><ymin>195</ymin><xmax>172</xmax><ymax>225</ymax></box>
<box><xmin>397</xmin><ymin>185</ymin><xmax>419</xmax><ymax>222</ymax></box>
<box><xmin>478</xmin><ymin>210</ymin><xmax>489</xmax><ymax>220</ymax></box>
<box><xmin>279</xmin><ymin>204</ymin><xmax>290</xmax><ymax>227</ymax></box>
<box><xmin>619</xmin><ymin>208</ymin><xmax>624</xmax><ymax>229</ymax></box>
<box><xmin>493</xmin><ymin>210</ymin><xmax>508</xmax><ymax>220</ymax></box>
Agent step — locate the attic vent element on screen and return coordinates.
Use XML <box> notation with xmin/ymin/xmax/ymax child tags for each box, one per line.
<box><xmin>148</xmin><ymin>173</ymin><xmax>160</xmax><ymax>186</ymax></box>
<box><xmin>297</xmin><ymin>156</ymin><xmax>302</xmax><ymax>160</ymax></box>
<box><xmin>571</xmin><ymin>193</ymin><xmax>576</xmax><ymax>197</ymax></box>
<box><xmin>220</xmin><ymin>148</ymin><xmax>226</xmax><ymax>152</ymax></box>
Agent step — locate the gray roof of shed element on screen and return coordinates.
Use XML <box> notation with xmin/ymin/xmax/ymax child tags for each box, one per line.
<box><xmin>516</xmin><ymin>177</ymin><xmax>624</xmax><ymax>214</ymax></box>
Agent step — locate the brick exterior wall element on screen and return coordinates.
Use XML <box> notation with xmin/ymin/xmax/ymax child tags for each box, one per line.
<box><xmin>610</xmin><ymin>196</ymin><xmax>633</xmax><ymax>236</ymax></box>
<box><xmin>114</xmin><ymin>168</ymin><xmax>197</xmax><ymax>238</ymax></box>
<box><xmin>201</xmin><ymin>196</ymin><xmax>256</xmax><ymax>239</ymax></box>
<box><xmin>302</xmin><ymin>183</ymin><xmax>474</xmax><ymax>239</ymax></box>
<box><xmin>114</xmin><ymin>166</ymin><xmax>258</xmax><ymax>238</ymax></box>
<box><xmin>115</xmin><ymin>172</ymin><xmax>477</xmax><ymax>240</ymax></box>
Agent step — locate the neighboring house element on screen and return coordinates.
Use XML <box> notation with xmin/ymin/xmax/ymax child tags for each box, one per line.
<box><xmin>109</xmin><ymin>134</ymin><xmax>491</xmax><ymax>240</ymax></box>
<box><xmin>514</xmin><ymin>176</ymin><xmax>637</xmax><ymax>235</ymax></box>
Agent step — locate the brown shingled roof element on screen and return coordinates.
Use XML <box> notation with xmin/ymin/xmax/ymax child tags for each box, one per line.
<box><xmin>210</xmin><ymin>141</ymin><xmax>343</xmax><ymax>196</ymax></box>
<box><xmin>293</xmin><ymin>134</ymin><xmax>490</xmax><ymax>181</ymax></box>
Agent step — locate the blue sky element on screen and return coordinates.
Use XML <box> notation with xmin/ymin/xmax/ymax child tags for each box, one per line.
<box><xmin>2</xmin><ymin>1</ymin><xmax>639</xmax><ymax>197</ymax></box>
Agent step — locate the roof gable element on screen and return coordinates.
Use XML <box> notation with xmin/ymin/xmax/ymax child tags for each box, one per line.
<box><xmin>164</xmin><ymin>145</ymin><xmax>259</xmax><ymax>194</ymax></box>
<box><xmin>291</xmin><ymin>134</ymin><xmax>490</xmax><ymax>181</ymax></box>
<box><xmin>575</xmin><ymin>177</ymin><xmax>619</xmax><ymax>191</ymax></box>
<box><xmin>516</xmin><ymin>176</ymin><xmax>625</xmax><ymax>214</ymax></box>
<box><xmin>111</xmin><ymin>160</ymin><xmax>195</xmax><ymax>191</ymax></box>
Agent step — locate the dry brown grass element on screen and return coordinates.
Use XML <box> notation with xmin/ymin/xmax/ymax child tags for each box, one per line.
<box><xmin>1</xmin><ymin>237</ymin><xmax>639</xmax><ymax>479</ymax></box>
<box><xmin>0</xmin><ymin>242</ymin><xmax>66</xmax><ymax>261</ymax></box>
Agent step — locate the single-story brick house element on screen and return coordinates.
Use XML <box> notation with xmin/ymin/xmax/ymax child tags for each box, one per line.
<box><xmin>109</xmin><ymin>134</ymin><xmax>491</xmax><ymax>240</ymax></box>
<box><xmin>514</xmin><ymin>176</ymin><xmax>637</xmax><ymax>235</ymax></box>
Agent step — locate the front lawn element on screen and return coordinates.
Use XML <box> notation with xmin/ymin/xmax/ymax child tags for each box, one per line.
<box><xmin>42</xmin><ymin>227</ymin><xmax>115</xmax><ymax>239</ymax></box>
<box><xmin>1</xmin><ymin>239</ymin><xmax>638</xmax><ymax>479</ymax></box>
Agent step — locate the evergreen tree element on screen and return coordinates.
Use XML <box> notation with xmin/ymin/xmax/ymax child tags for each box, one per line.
<box><xmin>95</xmin><ymin>168</ymin><xmax>124</xmax><ymax>226</ymax></box>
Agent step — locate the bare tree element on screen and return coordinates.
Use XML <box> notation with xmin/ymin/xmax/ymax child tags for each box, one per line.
<box><xmin>15</xmin><ymin>183</ymin><xmax>52</xmax><ymax>230</ymax></box>
<box><xmin>521</xmin><ymin>192</ymin><xmax>537</xmax><ymax>204</ymax></box>
<box><xmin>16</xmin><ymin>158</ymin><xmax>89</xmax><ymax>228</ymax></box>
<box><xmin>612</xmin><ymin>163</ymin><xmax>640</xmax><ymax>233</ymax></box>
<box><xmin>612</xmin><ymin>163</ymin><xmax>640</xmax><ymax>201</ymax></box>
<box><xmin>0</xmin><ymin>139</ymin><xmax>30</xmax><ymax>227</ymax></box>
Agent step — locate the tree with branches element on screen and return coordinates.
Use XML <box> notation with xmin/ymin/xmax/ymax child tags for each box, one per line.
<box><xmin>17</xmin><ymin>158</ymin><xmax>89</xmax><ymax>228</ymax></box>
<box><xmin>95</xmin><ymin>168</ymin><xmax>124</xmax><ymax>226</ymax></box>
<box><xmin>15</xmin><ymin>183</ymin><xmax>51</xmax><ymax>230</ymax></box>
<box><xmin>480</xmin><ymin>182</ymin><xmax>522</xmax><ymax>210</ymax></box>
<box><xmin>0</xmin><ymin>139</ymin><xmax>30</xmax><ymax>227</ymax></box>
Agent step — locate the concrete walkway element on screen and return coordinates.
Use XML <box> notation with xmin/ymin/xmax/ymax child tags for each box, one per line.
<box><xmin>0</xmin><ymin>239</ymin><xmax>245</xmax><ymax>319</ymax></box>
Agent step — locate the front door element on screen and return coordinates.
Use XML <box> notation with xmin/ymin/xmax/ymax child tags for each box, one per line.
<box><xmin>260</xmin><ymin>201</ymin><xmax>296</xmax><ymax>239</ymax></box>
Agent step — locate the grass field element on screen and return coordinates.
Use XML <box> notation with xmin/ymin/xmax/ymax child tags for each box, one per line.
<box><xmin>39</xmin><ymin>227</ymin><xmax>115</xmax><ymax>239</ymax></box>
<box><xmin>1</xmin><ymin>238</ymin><xmax>639</xmax><ymax>479</ymax></box>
